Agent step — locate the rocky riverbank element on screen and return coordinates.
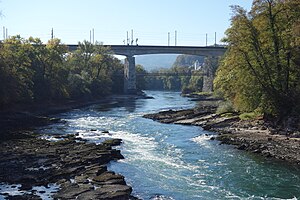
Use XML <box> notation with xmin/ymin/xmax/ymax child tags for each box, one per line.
<box><xmin>0</xmin><ymin>132</ymin><xmax>137</xmax><ymax>200</ymax></box>
<box><xmin>144</xmin><ymin>98</ymin><xmax>300</xmax><ymax>165</ymax></box>
<box><xmin>0</xmin><ymin>92</ymin><xmax>152</xmax><ymax>140</ymax></box>
<box><xmin>0</xmin><ymin>94</ymin><xmax>151</xmax><ymax>200</ymax></box>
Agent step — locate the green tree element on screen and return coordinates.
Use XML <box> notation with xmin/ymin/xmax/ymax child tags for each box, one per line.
<box><xmin>66</xmin><ymin>41</ymin><xmax>118</xmax><ymax>98</ymax></box>
<box><xmin>136</xmin><ymin>64</ymin><xmax>147</xmax><ymax>90</ymax></box>
<box><xmin>29</xmin><ymin>37</ymin><xmax>69</xmax><ymax>101</ymax></box>
<box><xmin>110</xmin><ymin>57</ymin><xmax>125</xmax><ymax>94</ymax></box>
<box><xmin>173</xmin><ymin>55</ymin><xmax>204</xmax><ymax>68</ymax></box>
<box><xmin>215</xmin><ymin>0</ymin><xmax>300</xmax><ymax>118</ymax></box>
<box><xmin>45</xmin><ymin>38</ymin><xmax>69</xmax><ymax>100</ymax></box>
<box><xmin>188</xmin><ymin>71</ymin><xmax>204</xmax><ymax>92</ymax></box>
<box><xmin>0</xmin><ymin>35</ymin><xmax>128</xmax><ymax>108</ymax></box>
<box><xmin>0</xmin><ymin>36</ymin><xmax>34</xmax><ymax>106</ymax></box>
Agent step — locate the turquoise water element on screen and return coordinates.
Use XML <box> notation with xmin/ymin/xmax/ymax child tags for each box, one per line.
<box><xmin>39</xmin><ymin>91</ymin><xmax>300</xmax><ymax>200</ymax></box>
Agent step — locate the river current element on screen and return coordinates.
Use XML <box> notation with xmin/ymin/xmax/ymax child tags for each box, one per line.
<box><xmin>38</xmin><ymin>91</ymin><xmax>300</xmax><ymax>200</ymax></box>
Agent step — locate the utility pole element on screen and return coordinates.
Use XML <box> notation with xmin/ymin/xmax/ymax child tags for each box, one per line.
<box><xmin>131</xmin><ymin>29</ymin><xmax>134</xmax><ymax>45</ymax></box>
<box><xmin>6</xmin><ymin>28</ymin><xmax>8</xmax><ymax>39</ymax></box>
<box><xmin>175</xmin><ymin>30</ymin><xmax>177</xmax><ymax>46</ymax></box>
<box><xmin>215</xmin><ymin>32</ymin><xmax>217</xmax><ymax>46</ymax></box>
<box><xmin>92</xmin><ymin>28</ymin><xmax>95</xmax><ymax>44</ymax></box>
<box><xmin>206</xmin><ymin>33</ymin><xmax>208</xmax><ymax>46</ymax></box>
<box><xmin>3</xmin><ymin>26</ymin><xmax>5</xmax><ymax>40</ymax></box>
<box><xmin>168</xmin><ymin>32</ymin><xmax>170</xmax><ymax>46</ymax></box>
<box><xmin>127</xmin><ymin>31</ymin><xmax>129</xmax><ymax>45</ymax></box>
<box><xmin>90</xmin><ymin>30</ymin><xmax>92</xmax><ymax>43</ymax></box>
<box><xmin>51</xmin><ymin>28</ymin><xmax>54</xmax><ymax>39</ymax></box>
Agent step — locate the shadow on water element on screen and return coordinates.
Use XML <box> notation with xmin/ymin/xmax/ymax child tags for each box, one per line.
<box><xmin>94</xmin><ymin>98</ymin><xmax>146</xmax><ymax>113</ymax></box>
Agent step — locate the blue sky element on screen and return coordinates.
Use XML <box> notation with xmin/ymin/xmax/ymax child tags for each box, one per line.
<box><xmin>1</xmin><ymin>0</ymin><xmax>252</xmax><ymax>46</ymax></box>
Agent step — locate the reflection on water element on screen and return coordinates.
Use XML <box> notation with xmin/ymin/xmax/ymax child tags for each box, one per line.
<box><xmin>94</xmin><ymin>96</ymin><xmax>148</xmax><ymax>113</ymax></box>
<box><xmin>38</xmin><ymin>91</ymin><xmax>300</xmax><ymax>200</ymax></box>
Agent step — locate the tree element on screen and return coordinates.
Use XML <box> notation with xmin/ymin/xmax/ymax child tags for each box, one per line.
<box><xmin>173</xmin><ymin>55</ymin><xmax>204</xmax><ymax>68</ymax></box>
<box><xmin>214</xmin><ymin>0</ymin><xmax>300</xmax><ymax>118</ymax></box>
<box><xmin>0</xmin><ymin>35</ymin><xmax>128</xmax><ymax>108</ymax></box>
<box><xmin>188</xmin><ymin>71</ymin><xmax>203</xmax><ymax>92</ymax></box>
<box><xmin>45</xmin><ymin>38</ymin><xmax>69</xmax><ymax>100</ymax></box>
<box><xmin>111</xmin><ymin>57</ymin><xmax>125</xmax><ymax>94</ymax></box>
<box><xmin>136</xmin><ymin>64</ymin><xmax>147</xmax><ymax>90</ymax></box>
<box><xmin>0</xmin><ymin>36</ymin><xmax>34</xmax><ymax>106</ymax></box>
<box><xmin>66</xmin><ymin>41</ymin><xmax>117</xmax><ymax>98</ymax></box>
<box><xmin>29</xmin><ymin>37</ymin><xmax>69</xmax><ymax>101</ymax></box>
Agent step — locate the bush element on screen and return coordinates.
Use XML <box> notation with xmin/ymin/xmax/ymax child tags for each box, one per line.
<box><xmin>181</xmin><ymin>87</ymin><xmax>196</xmax><ymax>94</ymax></box>
<box><xmin>239</xmin><ymin>112</ymin><xmax>261</xmax><ymax>120</ymax></box>
<box><xmin>216</xmin><ymin>101</ymin><xmax>235</xmax><ymax>114</ymax></box>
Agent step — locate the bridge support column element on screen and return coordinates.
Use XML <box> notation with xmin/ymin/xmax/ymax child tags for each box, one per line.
<box><xmin>124</xmin><ymin>55</ymin><xmax>137</xmax><ymax>94</ymax></box>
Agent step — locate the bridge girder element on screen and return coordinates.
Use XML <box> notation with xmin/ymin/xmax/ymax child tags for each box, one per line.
<box><xmin>108</xmin><ymin>45</ymin><xmax>226</xmax><ymax>57</ymax></box>
<box><xmin>67</xmin><ymin>45</ymin><xmax>226</xmax><ymax>57</ymax></box>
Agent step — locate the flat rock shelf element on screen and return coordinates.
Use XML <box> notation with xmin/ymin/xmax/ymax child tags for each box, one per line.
<box><xmin>0</xmin><ymin>133</ymin><xmax>138</xmax><ymax>200</ymax></box>
<box><xmin>144</xmin><ymin>108</ymin><xmax>300</xmax><ymax>165</ymax></box>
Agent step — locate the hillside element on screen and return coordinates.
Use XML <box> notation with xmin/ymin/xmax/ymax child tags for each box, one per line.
<box><xmin>135</xmin><ymin>54</ymin><xmax>179</xmax><ymax>71</ymax></box>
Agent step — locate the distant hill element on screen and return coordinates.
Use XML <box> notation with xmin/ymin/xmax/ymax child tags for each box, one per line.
<box><xmin>172</xmin><ymin>55</ymin><xmax>205</xmax><ymax>68</ymax></box>
<box><xmin>135</xmin><ymin>54</ymin><xmax>179</xmax><ymax>71</ymax></box>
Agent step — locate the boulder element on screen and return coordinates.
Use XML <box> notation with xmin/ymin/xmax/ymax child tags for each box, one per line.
<box><xmin>103</xmin><ymin>139</ymin><xmax>122</xmax><ymax>147</ymax></box>
<box><xmin>54</xmin><ymin>183</ymin><xmax>93</xmax><ymax>199</ymax></box>
<box><xmin>92</xmin><ymin>172</ymin><xmax>126</xmax><ymax>185</ymax></box>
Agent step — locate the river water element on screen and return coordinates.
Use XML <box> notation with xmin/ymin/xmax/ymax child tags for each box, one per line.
<box><xmin>38</xmin><ymin>91</ymin><xmax>300</xmax><ymax>200</ymax></box>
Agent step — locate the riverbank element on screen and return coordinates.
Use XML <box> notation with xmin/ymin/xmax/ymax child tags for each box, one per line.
<box><xmin>0</xmin><ymin>134</ymin><xmax>138</xmax><ymax>199</ymax></box>
<box><xmin>0</xmin><ymin>92</ymin><xmax>152</xmax><ymax>140</ymax></box>
<box><xmin>0</xmin><ymin>94</ymin><xmax>149</xmax><ymax>199</ymax></box>
<box><xmin>144</xmin><ymin>96</ymin><xmax>300</xmax><ymax>165</ymax></box>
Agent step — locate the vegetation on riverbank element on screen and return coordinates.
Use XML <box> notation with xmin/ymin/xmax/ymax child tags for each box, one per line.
<box><xmin>0</xmin><ymin>37</ymin><xmax>125</xmax><ymax>109</ymax></box>
<box><xmin>0</xmin><ymin>34</ymin><xmax>209</xmax><ymax>111</ymax></box>
<box><xmin>214</xmin><ymin>0</ymin><xmax>300</xmax><ymax>120</ymax></box>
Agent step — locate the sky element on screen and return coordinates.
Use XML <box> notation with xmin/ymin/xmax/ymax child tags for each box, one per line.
<box><xmin>0</xmin><ymin>0</ymin><xmax>253</xmax><ymax>46</ymax></box>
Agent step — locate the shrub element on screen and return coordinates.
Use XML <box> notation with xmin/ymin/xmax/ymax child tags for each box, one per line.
<box><xmin>216</xmin><ymin>101</ymin><xmax>235</xmax><ymax>114</ymax></box>
<box><xmin>239</xmin><ymin>112</ymin><xmax>261</xmax><ymax>120</ymax></box>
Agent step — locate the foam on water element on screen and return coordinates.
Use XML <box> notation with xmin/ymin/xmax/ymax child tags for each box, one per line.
<box><xmin>77</xmin><ymin>129</ymin><xmax>199</xmax><ymax>172</ymax></box>
<box><xmin>35</xmin><ymin>91</ymin><xmax>300</xmax><ymax>200</ymax></box>
<box><xmin>0</xmin><ymin>183</ymin><xmax>59</xmax><ymax>200</ymax></box>
<box><xmin>151</xmin><ymin>195</ymin><xmax>175</xmax><ymax>200</ymax></box>
<box><xmin>191</xmin><ymin>134</ymin><xmax>214</xmax><ymax>148</ymax></box>
<box><xmin>40</xmin><ymin>135</ymin><xmax>64</xmax><ymax>142</ymax></box>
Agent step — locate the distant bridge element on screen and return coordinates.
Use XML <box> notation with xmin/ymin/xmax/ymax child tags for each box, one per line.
<box><xmin>67</xmin><ymin>45</ymin><xmax>227</xmax><ymax>94</ymax></box>
<box><xmin>67</xmin><ymin>45</ymin><xmax>226</xmax><ymax>57</ymax></box>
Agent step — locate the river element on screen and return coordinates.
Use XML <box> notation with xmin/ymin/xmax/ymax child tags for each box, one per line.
<box><xmin>38</xmin><ymin>91</ymin><xmax>300</xmax><ymax>200</ymax></box>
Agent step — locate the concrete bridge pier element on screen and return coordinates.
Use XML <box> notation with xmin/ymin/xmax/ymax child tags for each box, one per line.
<box><xmin>124</xmin><ymin>55</ymin><xmax>137</xmax><ymax>94</ymax></box>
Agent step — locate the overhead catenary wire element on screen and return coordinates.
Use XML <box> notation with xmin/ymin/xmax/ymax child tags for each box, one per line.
<box><xmin>2</xmin><ymin>27</ymin><xmax>222</xmax><ymax>46</ymax></box>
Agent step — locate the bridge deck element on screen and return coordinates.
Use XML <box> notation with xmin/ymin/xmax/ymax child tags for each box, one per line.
<box><xmin>67</xmin><ymin>45</ymin><xmax>226</xmax><ymax>57</ymax></box>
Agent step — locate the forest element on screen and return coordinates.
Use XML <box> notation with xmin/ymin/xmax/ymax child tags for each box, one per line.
<box><xmin>214</xmin><ymin>0</ymin><xmax>300</xmax><ymax>119</ymax></box>
<box><xmin>0</xmin><ymin>37</ymin><xmax>125</xmax><ymax>109</ymax></box>
<box><xmin>0</xmin><ymin>37</ymin><xmax>210</xmax><ymax>110</ymax></box>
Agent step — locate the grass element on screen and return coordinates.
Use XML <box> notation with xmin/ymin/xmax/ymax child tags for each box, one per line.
<box><xmin>239</xmin><ymin>112</ymin><xmax>261</xmax><ymax>120</ymax></box>
<box><xmin>220</xmin><ymin>112</ymin><xmax>236</xmax><ymax>117</ymax></box>
<box><xmin>216</xmin><ymin>101</ymin><xmax>235</xmax><ymax>114</ymax></box>
<box><xmin>192</xmin><ymin>91</ymin><xmax>213</xmax><ymax>96</ymax></box>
